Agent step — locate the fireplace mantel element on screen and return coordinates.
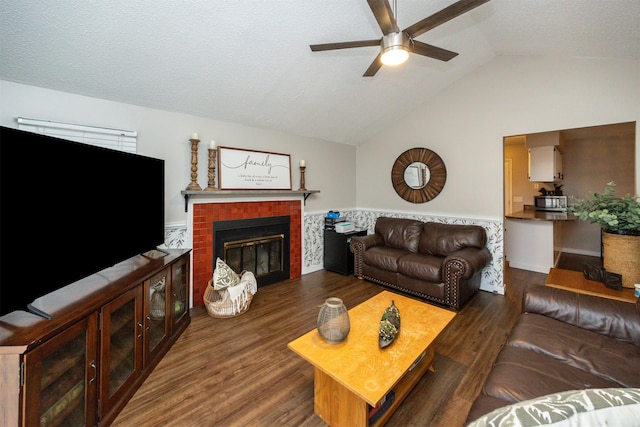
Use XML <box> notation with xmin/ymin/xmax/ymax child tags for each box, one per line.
<box><xmin>180</xmin><ymin>189</ymin><xmax>319</xmax><ymax>211</ymax></box>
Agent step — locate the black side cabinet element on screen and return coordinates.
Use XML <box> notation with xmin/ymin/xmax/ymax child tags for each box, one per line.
<box><xmin>323</xmin><ymin>229</ymin><xmax>367</xmax><ymax>275</ymax></box>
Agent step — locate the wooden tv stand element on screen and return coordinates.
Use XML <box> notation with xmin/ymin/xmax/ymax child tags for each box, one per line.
<box><xmin>0</xmin><ymin>248</ymin><xmax>191</xmax><ymax>427</ymax></box>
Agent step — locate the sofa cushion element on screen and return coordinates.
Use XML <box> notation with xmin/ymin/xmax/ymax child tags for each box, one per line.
<box><xmin>481</xmin><ymin>345</ymin><xmax>621</xmax><ymax>404</ymax></box>
<box><xmin>419</xmin><ymin>222</ymin><xmax>487</xmax><ymax>256</ymax></box>
<box><xmin>362</xmin><ymin>246</ymin><xmax>408</xmax><ymax>273</ymax></box>
<box><xmin>374</xmin><ymin>217</ymin><xmax>423</xmax><ymax>253</ymax></box>
<box><xmin>508</xmin><ymin>313</ymin><xmax>640</xmax><ymax>388</ymax></box>
<box><xmin>396</xmin><ymin>253</ymin><xmax>442</xmax><ymax>282</ymax></box>
<box><xmin>467</xmin><ymin>388</ymin><xmax>640</xmax><ymax>427</ymax></box>
<box><xmin>523</xmin><ymin>286</ymin><xmax>640</xmax><ymax>346</ymax></box>
<box><xmin>212</xmin><ymin>257</ymin><xmax>240</xmax><ymax>290</ymax></box>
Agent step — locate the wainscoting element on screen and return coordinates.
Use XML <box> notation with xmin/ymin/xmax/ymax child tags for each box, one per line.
<box><xmin>164</xmin><ymin>209</ymin><xmax>504</xmax><ymax>299</ymax></box>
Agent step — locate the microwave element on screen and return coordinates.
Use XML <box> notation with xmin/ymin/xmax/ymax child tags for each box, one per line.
<box><xmin>534</xmin><ymin>195</ymin><xmax>568</xmax><ymax>211</ymax></box>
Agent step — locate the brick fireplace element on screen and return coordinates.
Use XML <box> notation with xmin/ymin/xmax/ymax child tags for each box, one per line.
<box><xmin>191</xmin><ymin>200</ymin><xmax>302</xmax><ymax>306</ymax></box>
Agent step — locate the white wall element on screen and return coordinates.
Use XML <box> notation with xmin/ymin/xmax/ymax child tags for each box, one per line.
<box><xmin>4</xmin><ymin>57</ymin><xmax>636</xmax><ymax>227</ymax></box>
<box><xmin>356</xmin><ymin>56</ymin><xmax>640</xmax><ymax>220</ymax></box>
<box><xmin>0</xmin><ymin>80</ymin><xmax>357</xmax><ymax>225</ymax></box>
<box><xmin>2</xmin><ymin>56</ymin><xmax>638</xmax><ymax>282</ymax></box>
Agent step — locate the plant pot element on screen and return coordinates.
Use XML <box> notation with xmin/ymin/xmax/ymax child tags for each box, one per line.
<box><xmin>603</xmin><ymin>231</ymin><xmax>640</xmax><ymax>288</ymax></box>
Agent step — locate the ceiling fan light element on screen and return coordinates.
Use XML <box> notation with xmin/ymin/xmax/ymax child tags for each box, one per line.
<box><xmin>380</xmin><ymin>32</ymin><xmax>409</xmax><ymax>66</ymax></box>
<box><xmin>381</xmin><ymin>47</ymin><xmax>409</xmax><ymax>66</ymax></box>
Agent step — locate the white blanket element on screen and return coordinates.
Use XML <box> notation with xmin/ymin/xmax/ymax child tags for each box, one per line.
<box><xmin>225</xmin><ymin>271</ymin><xmax>258</xmax><ymax>313</ymax></box>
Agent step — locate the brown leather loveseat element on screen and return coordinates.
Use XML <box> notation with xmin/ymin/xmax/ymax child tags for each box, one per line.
<box><xmin>349</xmin><ymin>216</ymin><xmax>491</xmax><ymax>310</ymax></box>
<box><xmin>465</xmin><ymin>285</ymin><xmax>640</xmax><ymax>424</ymax></box>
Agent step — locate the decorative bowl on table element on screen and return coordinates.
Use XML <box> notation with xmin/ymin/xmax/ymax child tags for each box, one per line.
<box><xmin>379</xmin><ymin>300</ymin><xmax>400</xmax><ymax>349</ymax></box>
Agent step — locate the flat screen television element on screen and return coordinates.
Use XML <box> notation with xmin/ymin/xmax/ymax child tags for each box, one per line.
<box><xmin>0</xmin><ymin>125</ymin><xmax>165</xmax><ymax>318</ymax></box>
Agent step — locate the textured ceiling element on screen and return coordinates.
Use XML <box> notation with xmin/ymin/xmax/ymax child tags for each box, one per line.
<box><xmin>1</xmin><ymin>0</ymin><xmax>638</xmax><ymax>145</ymax></box>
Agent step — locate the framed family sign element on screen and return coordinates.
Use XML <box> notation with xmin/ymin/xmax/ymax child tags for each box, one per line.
<box><xmin>218</xmin><ymin>146</ymin><xmax>292</xmax><ymax>190</ymax></box>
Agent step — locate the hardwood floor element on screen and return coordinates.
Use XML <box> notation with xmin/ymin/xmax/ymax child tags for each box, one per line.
<box><xmin>112</xmin><ymin>266</ymin><xmax>548</xmax><ymax>427</ymax></box>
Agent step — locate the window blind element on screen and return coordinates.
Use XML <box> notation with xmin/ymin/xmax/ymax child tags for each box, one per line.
<box><xmin>16</xmin><ymin>117</ymin><xmax>137</xmax><ymax>153</ymax></box>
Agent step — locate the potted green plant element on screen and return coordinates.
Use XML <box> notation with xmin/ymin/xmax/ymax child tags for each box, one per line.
<box><xmin>568</xmin><ymin>181</ymin><xmax>640</xmax><ymax>288</ymax></box>
<box><xmin>569</xmin><ymin>181</ymin><xmax>640</xmax><ymax>235</ymax></box>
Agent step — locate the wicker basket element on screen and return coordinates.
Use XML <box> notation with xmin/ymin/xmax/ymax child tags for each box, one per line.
<box><xmin>203</xmin><ymin>279</ymin><xmax>254</xmax><ymax>318</ymax></box>
<box><xmin>603</xmin><ymin>231</ymin><xmax>640</xmax><ymax>288</ymax></box>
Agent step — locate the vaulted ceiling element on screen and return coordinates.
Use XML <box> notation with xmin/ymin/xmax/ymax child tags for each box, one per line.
<box><xmin>1</xmin><ymin>0</ymin><xmax>638</xmax><ymax>145</ymax></box>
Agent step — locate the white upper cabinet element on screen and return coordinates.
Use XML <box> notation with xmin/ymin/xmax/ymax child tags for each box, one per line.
<box><xmin>526</xmin><ymin>131</ymin><xmax>564</xmax><ymax>182</ymax></box>
<box><xmin>528</xmin><ymin>145</ymin><xmax>563</xmax><ymax>182</ymax></box>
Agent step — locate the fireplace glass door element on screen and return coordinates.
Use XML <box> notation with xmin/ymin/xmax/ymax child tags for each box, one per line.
<box><xmin>224</xmin><ymin>234</ymin><xmax>284</xmax><ymax>278</ymax></box>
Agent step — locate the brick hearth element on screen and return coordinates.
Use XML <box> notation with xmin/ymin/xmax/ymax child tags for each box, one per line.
<box><xmin>191</xmin><ymin>200</ymin><xmax>301</xmax><ymax>306</ymax></box>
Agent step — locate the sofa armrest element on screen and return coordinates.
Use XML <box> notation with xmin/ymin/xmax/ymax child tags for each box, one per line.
<box><xmin>523</xmin><ymin>285</ymin><xmax>640</xmax><ymax>346</ymax></box>
<box><xmin>349</xmin><ymin>233</ymin><xmax>383</xmax><ymax>253</ymax></box>
<box><xmin>349</xmin><ymin>234</ymin><xmax>383</xmax><ymax>278</ymax></box>
<box><xmin>443</xmin><ymin>247</ymin><xmax>491</xmax><ymax>280</ymax></box>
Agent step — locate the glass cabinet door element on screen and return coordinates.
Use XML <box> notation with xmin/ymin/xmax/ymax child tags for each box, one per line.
<box><xmin>99</xmin><ymin>286</ymin><xmax>143</xmax><ymax>418</ymax></box>
<box><xmin>23</xmin><ymin>313</ymin><xmax>98</xmax><ymax>427</ymax></box>
<box><xmin>170</xmin><ymin>256</ymin><xmax>189</xmax><ymax>333</ymax></box>
<box><xmin>144</xmin><ymin>268</ymin><xmax>170</xmax><ymax>366</ymax></box>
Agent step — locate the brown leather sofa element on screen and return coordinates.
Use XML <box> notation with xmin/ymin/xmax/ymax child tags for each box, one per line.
<box><xmin>349</xmin><ymin>216</ymin><xmax>491</xmax><ymax>310</ymax></box>
<box><xmin>465</xmin><ymin>285</ymin><xmax>640</xmax><ymax>424</ymax></box>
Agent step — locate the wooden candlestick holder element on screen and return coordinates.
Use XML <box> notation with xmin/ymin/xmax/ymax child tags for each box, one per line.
<box><xmin>186</xmin><ymin>138</ymin><xmax>202</xmax><ymax>191</ymax></box>
<box><xmin>205</xmin><ymin>148</ymin><xmax>218</xmax><ymax>191</ymax></box>
<box><xmin>298</xmin><ymin>166</ymin><xmax>306</xmax><ymax>191</ymax></box>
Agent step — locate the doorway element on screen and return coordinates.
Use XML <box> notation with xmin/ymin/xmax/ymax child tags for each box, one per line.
<box><xmin>503</xmin><ymin>121</ymin><xmax>636</xmax><ymax>261</ymax></box>
<box><xmin>504</xmin><ymin>159</ymin><xmax>512</xmax><ymax>215</ymax></box>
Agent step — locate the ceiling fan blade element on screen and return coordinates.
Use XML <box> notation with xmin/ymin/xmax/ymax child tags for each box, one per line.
<box><xmin>367</xmin><ymin>0</ymin><xmax>399</xmax><ymax>34</ymax></box>
<box><xmin>403</xmin><ymin>0</ymin><xmax>490</xmax><ymax>39</ymax></box>
<box><xmin>411</xmin><ymin>40</ymin><xmax>458</xmax><ymax>61</ymax></box>
<box><xmin>310</xmin><ymin>39</ymin><xmax>380</xmax><ymax>51</ymax></box>
<box><xmin>363</xmin><ymin>54</ymin><xmax>383</xmax><ymax>77</ymax></box>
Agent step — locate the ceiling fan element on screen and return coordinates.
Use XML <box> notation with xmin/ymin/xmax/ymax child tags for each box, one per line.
<box><xmin>310</xmin><ymin>0</ymin><xmax>491</xmax><ymax>77</ymax></box>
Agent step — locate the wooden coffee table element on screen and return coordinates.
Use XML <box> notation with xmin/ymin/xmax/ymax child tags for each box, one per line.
<box><xmin>287</xmin><ymin>291</ymin><xmax>456</xmax><ymax>427</ymax></box>
<box><xmin>546</xmin><ymin>268</ymin><xmax>636</xmax><ymax>303</ymax></box>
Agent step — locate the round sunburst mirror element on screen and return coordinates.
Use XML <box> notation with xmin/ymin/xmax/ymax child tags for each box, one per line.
<box><xmin>391</xmin><ymin>148</ymin><xmax>447</xmax><ymax>203</ymax></box>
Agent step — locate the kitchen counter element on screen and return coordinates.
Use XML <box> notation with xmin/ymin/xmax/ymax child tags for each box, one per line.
<box><xmin>505</xmin><ymin>208</ymin><xmax>576</xmax><ymax>273</ymax></box>
<box><xmin>506</xmin><ymin>209</ymin><xmax>577</xmax><ymax>221</ymax></box>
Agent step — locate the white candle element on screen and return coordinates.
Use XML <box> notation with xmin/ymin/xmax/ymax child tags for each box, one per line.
<box><xmin>300</xmin><ymin>159</ymin><xmax>306</xmax><ymax>167</ymax></box>
<box><xmin>191</xmin><ymin>132</ymin><xmax>199</xmax><ymax>140</ymax></box>
<box><xmin>210</xmin><ymin>140</ymin><xmax>216</xmax><ymax>150</ymax></box>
